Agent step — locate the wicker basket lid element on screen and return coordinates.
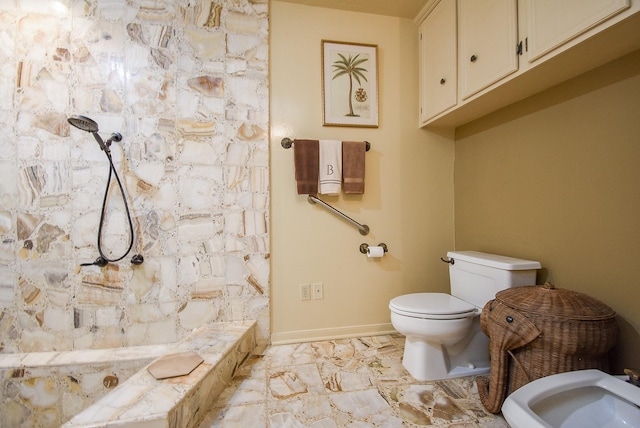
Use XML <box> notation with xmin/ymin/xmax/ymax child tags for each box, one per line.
<box><xmin>494</xmin><ymin>282</ymin><xmax>616</xmax><ymax>321</ymax></box>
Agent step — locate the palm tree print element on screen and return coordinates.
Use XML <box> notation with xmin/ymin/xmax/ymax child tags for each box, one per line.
<box><xmin>331</xmin><ymin>53</ymin><xmax>369</xmax><ymax>117</ymax></box>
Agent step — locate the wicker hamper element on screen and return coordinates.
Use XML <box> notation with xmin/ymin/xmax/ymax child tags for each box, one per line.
<box><xmin>477</xmin><ymin>282</ymin><xmax>619</xmax><ymax>413</ymax></box>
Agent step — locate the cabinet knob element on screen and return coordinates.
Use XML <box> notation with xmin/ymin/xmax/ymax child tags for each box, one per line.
<box><xmin>470</xmin><ymin>54</ymin><xmax>477</xmax><ymax>62</ymax></box>
<box><xmin>440</xmin><ymin>78</ymin><xmax>446</xmax><ymax>85</ymax></box>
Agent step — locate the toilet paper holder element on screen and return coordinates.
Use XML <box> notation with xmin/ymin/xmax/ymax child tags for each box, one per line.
<box><xmin>359</xmin><ymin>243</ymin><xmax>388</xmax><ymax>254</ymax></box>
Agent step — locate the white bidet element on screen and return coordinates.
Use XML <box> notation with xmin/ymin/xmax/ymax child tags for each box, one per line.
<box><xmin>502</xmin><ymin>369</ymin><xmax>640</xmax><ymax>428</ymax></box>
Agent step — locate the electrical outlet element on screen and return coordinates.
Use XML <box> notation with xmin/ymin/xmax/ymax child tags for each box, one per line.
<box><xmin>312</xmin><ymin>283</ymin><xmax>323</xmax><ymax>299</ymax></box>
<box><xmin>300</xmin><ymin>284</ymin><xmax>310</xmax><ymax>301</ymax></box>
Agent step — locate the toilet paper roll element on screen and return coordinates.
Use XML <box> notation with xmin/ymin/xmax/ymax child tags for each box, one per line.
<box><xmin>367</xmin><ymin>246</ymin><xmax>385</xmax><ymax>258</ymax></box>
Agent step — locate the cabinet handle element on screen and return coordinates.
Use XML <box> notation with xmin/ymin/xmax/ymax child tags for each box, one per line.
<box><xmin>440</xmin><ymin>78</ymin><xmax>446</xmax><ymax>85</ymax></box>
<box><xmin>470</xmin><ymin>54</ymin><xmax>477</xmax><ymax>62</ymax></box>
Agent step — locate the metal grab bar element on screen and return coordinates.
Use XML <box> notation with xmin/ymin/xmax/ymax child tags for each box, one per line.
<box><xmin>307</xmin><ymin>195</ymin><xmax>369</xmax><ymax>235</ymax></box>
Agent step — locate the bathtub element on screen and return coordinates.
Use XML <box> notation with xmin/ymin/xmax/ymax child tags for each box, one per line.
<box><xmin>0</xmin><ymin>321</ymin><xmax>256</xmax><ymax>427</ymax></box>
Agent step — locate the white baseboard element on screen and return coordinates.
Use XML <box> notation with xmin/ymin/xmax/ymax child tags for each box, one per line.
<box><xmin>270</xmin><ymin>323</ymin><xmax>397</xmax><ymax>345</ymax></box>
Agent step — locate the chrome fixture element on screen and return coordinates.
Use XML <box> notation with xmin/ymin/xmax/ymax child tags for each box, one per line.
<box><xmin>281</xmin><ymin>137</ymin><xmax>370</xmax><ymax>151</ymax></box>
<box><xmin>359</xmin><ymin>243</ymin><xmax>388</xmax><ymax>254</ymax></box>
<box><xmin>307</xmin><ymin>195</ymin><xmax>369</xmax><ymax>235</ymax></box>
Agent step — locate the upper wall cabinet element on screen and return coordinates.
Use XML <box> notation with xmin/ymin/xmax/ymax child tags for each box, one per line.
<box><xmin>419</xmin><ymin>0</ymin><xmax>457</xmax><ymax>124</ymax></box>
<box><xmin>416</xmin><ymin>0</ymin><xmax>640</xmax><ymax>128</ymax></box>
<box><xmin>458</xmin><ymin>0</ymin><xmax>518</xmax><ymax>100</ymax></box>
<box><xmin>526</xmin><ymin>0</ymin><xmax>630</xmax><ymax>62</ymax></box>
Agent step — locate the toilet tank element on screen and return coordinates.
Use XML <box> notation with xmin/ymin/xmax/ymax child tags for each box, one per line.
<box><xmin>447</xmin><ymin>251</ymin><xmax>541</xmax><ymax>309</ymax></box>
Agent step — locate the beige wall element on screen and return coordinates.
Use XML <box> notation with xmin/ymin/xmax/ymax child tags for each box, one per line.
<box><xmin>454</xmin><ymin>50</ymin><xmax>640</xmax><ymax>371</ymax></box>
<box><xmin>270</xmin><ymin>2</ymin><xmax>455</xmax><ymax>343</ymax></box>
<box><xmin>271</xmin><ymin>1</ymin><xmax>639</xmax><ymax>371</ymax></box>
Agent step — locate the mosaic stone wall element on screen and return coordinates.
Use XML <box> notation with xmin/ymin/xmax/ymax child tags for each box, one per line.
<box><xmin>0</xmin><ymin>0</ymin><xmax>270</xmax><ymax>353</ymax></box>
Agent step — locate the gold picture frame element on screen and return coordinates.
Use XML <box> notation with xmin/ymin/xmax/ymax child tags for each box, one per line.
<box><xmin>322</xmin><ymin>40</ymin><xmax>379</xmax><ymax>128</ymax></box>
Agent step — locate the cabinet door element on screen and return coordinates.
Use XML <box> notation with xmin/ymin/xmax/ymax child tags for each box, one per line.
<box><xmin>526</xmin><ymin>0</ymin><xmax>630</xmax><ymax>62</ymax></box>
<box><xmin>458</xmin><ymin>0</ymin><xmax>518</xmax><ymax>100</ymax></box>
<box><xmin>419</xmin><ymin>0</ymin><xmax>457</xmax><ymax>124</ymax></box>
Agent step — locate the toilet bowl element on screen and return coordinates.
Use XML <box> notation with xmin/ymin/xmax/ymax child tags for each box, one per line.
<box><xmin>389</xmin><ymin>251</ymin><xmax>541</xmax><ymax>381</ymax></box>
<box><xmin>502</xmin><ymin>369</ymin><xmax>640</xmax><ymax>428</ymax></box>
<box><xmin>389</xmin><ymin>292</ymin><xmax>488</xmax><ymax>381</ymax></box>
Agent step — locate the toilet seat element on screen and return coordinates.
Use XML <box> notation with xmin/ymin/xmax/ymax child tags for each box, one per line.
<box><xmin>389</xmin><ymin>293</ymin><xmax>478</xmax><ymax>320</ymax></box>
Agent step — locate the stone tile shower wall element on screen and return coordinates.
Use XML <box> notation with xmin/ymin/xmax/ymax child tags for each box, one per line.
<box><xmin>0</xmin><ymin>0</ymin><xmax>270</xmax><ymax>353</ymax></box>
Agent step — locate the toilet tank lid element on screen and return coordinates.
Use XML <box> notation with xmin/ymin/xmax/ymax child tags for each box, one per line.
<box><xmin>447</xmin><ymin>251</ymin><xmax>541</xmax><ymax>270</ymax></box>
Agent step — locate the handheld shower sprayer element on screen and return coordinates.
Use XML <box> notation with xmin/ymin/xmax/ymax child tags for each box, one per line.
<box><xmin>67</xmin><ymin>115</ymin><xmax>122</xmax><ymax>155</ymax></box>
<box><xmin>68</xmin><ymin>115</ymin><xmax>143</xmax><ymax>267</ymax></box>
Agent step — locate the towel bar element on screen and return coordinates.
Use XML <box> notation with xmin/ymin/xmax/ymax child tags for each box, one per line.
<box><xmin>307</xmin><ymin>195</ymin><xmax>369</xmax><ymax>235</ymax></box>
<box><xmin>281</xmin><ymin>137</ymin><xmax>370</xmax><ymax>151</ymax></box>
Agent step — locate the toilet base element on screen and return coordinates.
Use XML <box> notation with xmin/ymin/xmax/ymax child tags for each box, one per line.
<box><xmin>402</xmin><ymin>334</ymin><xmax>490</xmax><ymax>381</ymax></box>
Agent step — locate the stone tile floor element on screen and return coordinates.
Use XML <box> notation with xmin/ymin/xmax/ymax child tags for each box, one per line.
<box><xmin>198</xmin><ymin>334</ymin><xmax>508</xmax><ymax>427</ymax></box>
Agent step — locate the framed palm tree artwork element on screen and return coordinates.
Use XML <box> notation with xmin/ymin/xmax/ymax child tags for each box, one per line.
<box><xmin>322</xmin><ymin>40</ymin><xmax>379</xmax><ymax>128</ymax></box>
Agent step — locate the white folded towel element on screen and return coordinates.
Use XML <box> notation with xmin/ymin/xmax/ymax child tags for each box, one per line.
<box><xmin>318</xmin><ymin>140</ymin><xmax>342</xmax><ymax>195</ymax></box>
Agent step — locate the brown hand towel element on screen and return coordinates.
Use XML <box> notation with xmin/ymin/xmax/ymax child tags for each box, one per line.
<box><xmin>342</xmin><ymin>141</ymin><xmax>366</xmax><ymax>194</ymax></box>
<box><xmin>294</xmin><ymin>139</ymin><xmax>319</xmax><ymax>195</ymax></box>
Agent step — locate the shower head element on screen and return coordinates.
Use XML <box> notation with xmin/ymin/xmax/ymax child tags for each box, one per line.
<box><xmin>68</xmin><ymin>115</ymin><xmax>110</xmax><ymax>153</ymax></box>
<box><xmin>68</xmin><ymin>115</ymin><xmax>99</xmax><ymax>133</ymax></box>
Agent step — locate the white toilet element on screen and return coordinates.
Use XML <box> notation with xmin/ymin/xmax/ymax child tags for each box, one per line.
<box><xmin>389</xmin><ymin>250</ymin><xmax>541</xmax><ymax>381</ymax></box>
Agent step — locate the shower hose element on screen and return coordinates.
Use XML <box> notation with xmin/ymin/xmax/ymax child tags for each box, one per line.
<box><xmin>81</xmin><ymin>149</ymin><xmax>136</xmax><ymax>267</ymax></box>
<box><xmin>68</xmin><ymin>115</ymin><xmax>142</xmax><ymax>267</ymax></box>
